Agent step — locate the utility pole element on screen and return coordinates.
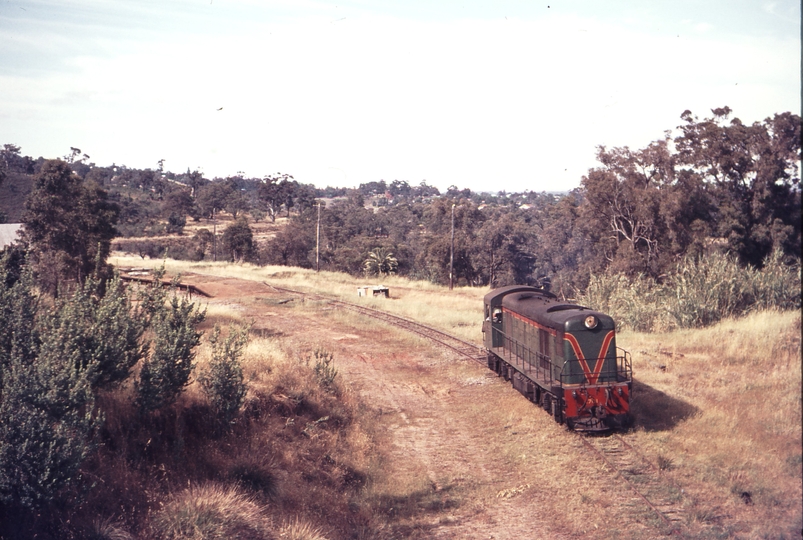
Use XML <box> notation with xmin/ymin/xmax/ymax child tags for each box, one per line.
<box><xmin>316</xmin><ymin>202</ymin><xmax>321</xmax><ymax>272</ymax></box>
<box><xmin>449</xmin><ymin>203</ymin><xmax>455</xmax><ymax>290</ymax></box>
<box><xmin>212</xmin><ymin>207</ymin><xmax>217</xmax><ymax>262</ymax></box>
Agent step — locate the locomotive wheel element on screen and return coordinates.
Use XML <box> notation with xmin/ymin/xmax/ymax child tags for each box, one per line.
<box><xmin>553</xmin><ymin>397</ymin><xmax>563</xmax><ymax>423</ymax></box>
<box><xmin>542</xmin><ymin>393</ymin><xmax>551</xmax><ymax>413</ymax></box>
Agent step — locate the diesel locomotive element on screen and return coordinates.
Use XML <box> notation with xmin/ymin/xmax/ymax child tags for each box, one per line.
<box><xmin>482</xmin><ymin>285</ymin><xmax>632</xmax><ymax>431</ymax></box>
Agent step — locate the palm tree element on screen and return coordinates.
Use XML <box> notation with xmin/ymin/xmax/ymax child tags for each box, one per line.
<box><xmin>363</xmin><ymin>248</ymin><xmax>398</xmax><ymax>276</ymax></box>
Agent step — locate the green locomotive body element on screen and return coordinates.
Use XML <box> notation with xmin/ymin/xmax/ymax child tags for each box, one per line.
<box><xmin>483</xmin><ymin>285</ymin><xmax>632</xmax><ymax>431</ymax></box>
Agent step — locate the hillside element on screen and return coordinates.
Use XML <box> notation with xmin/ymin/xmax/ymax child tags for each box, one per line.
<box><xmin>95</xmin><ymin>256</ymin><xmax>802</xmax><ymax>539</ymax></box>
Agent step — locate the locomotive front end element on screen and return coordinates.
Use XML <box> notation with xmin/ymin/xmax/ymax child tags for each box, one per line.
<box><xmin>559</xmin><ymin>312</ymin><xmax>632</xmax><ymax>431</ymax></box>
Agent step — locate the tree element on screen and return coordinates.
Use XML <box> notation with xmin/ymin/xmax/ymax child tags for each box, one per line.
<box><xmin>0</xmin><ymin>270</ymin><xmax>100</xmax><ymax>511</ymax></box>
<box><xmin>195</xmin><ymin>181</ymin><xmax>235</xmax><ymax>219</ymax></box>
<box><xmin>222</xmin><ymin>177</ymin><xmax>250</xmax><ymax>218</ymax></box>
<box><xmin>162</xmin><ymin>189</ymin><xmax>194</xmax><ymax>222</ymax></box>
<box><xmin>22</xmin><ymin>160</ymin><xmax>119</xmax><ymax>293</ymax></box>
<box><xmin>0</xmin><ymin>144</ymin><xmax>22</xmax><ymax>171</ymax></box>
<box><xmin>184</xmin><ymin>169</ymin><xmax>207</xmax><ymax>198</ymax></box>
<box><xmin>250</xmin><ymin>208</ymin><xmax>266</xmax><ymax>222</ymax></box>
<box><xmin>363</xmin><ymin>247</ymin><xmax>398</xmax><ymax>276</ymax></box>
<box><xmin>257</xmin><ymin>174</ymin><xmax>293</xmax><ymax>223</ymax></box>
<box><xmin>135</xmin><ymin>293</ymin><xmax>205</xmax><ymax>415</ymax></box>
<box><xmin>221</xmin><ymin>217</ymin><xmax>254</xmax><ymax>262</ymax></box>
<box><xmin>193</xmin><ymin>229</ymin><xmax>215</xmax><ymax>260</ymax></box>
<box><xmin>473</xmin><ymin>209</ymin><xmax>535</xmax><ymax>287</ymax></box>
<box><xmin>674</xmin><ymin>107</ymin><xmax>801</xmax><ymax>266</ymax></box>
<box><xmin>264</xmin><ymin>220</ymin><xmax>315</xmax><ymax>268</ymax></box>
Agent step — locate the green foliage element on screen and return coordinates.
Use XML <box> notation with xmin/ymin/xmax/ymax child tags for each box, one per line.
<box><xmin>0</xmin><ymin>254</ymin><xmax>209</xmax><ymax>513</ymax></box>
<box><xmin>199</xmin><ymin>325</ymin><xmax>249</xmax><ymax>426</ymax></box>
<box><xmin>249</xmin><ymin>208</ymin><xmax>266</xmax><ymax>222</ymax></box>
<box><xmin>675</xmin><ymin>108</ymin><xmax>802</xmax><ymax>267</ymax></box>
<box><xmin>37</xmin><ymin>274</ymin><xmax>145</xmax><ymax>391</ymax></box>
<box><xmin>362</xmin><ymin>247</ymin><xmax>398</xmax><ymax>277</ymax></box>
<box><xmin>577</xmin><ymin>250</ymin><xmax>801</xmax><ymax>331</ymax></box>
<box><xmin>579</xmin><ymin>272</ymin><xmax>663</xmax><ymax>332</ymax></box>
<box><xmin>0</xmin><ymin>269</ymin><xmax>100</xmax><ymax>509</ymax></box>
<box><xmin>22</xmin><ymin>160</ymin><xmax>119</xmax><ymax>293</ymax></box>
<box><xmin>221</xmin><ymin>217</ymin><xmax>254</xmax><ymax>262</ymax></box>
<box><xmin>166</xmin><ymin>213</ymin><xmax>187</xmax><ymax>235</ymax></box>
<box><xmin>136</xmin><ymin>293</ymin><xmax>205</xmax><ymax>415</ymax></box>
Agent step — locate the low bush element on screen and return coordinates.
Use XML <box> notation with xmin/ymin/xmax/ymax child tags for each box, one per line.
<box><xmin>199</xmin><ymin>325</ymin><xmax>249</xmax><ymax>427</ymax></box>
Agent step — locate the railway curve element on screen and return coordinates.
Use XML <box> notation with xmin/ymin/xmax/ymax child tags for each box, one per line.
<box><xmin>265</xmin><ymin>282</ymin><xmax>691</xmax><ymax>536</ymax></box>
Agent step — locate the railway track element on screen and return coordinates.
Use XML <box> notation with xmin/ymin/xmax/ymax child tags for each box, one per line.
<box><xmin>580</xmin><ymin>433</ymin><xmax>689</xmax><ymax>537</ymax></box>
<box><xmin>265</xmin><ymin>282</ymin><xmax>690</xmax><ymax>536</ymax></box>
<box><xmin>265</xmin><ymin>283</ymin><xmax>487</xmax><ymax>363</ymax></box>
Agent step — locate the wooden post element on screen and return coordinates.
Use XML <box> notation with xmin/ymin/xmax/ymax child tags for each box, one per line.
<box><xmin>449</xmin><ymin>203</ymin><xmax>455</xmax><ymax>290</ymax></box>
<box><xmin>316</xmin><ymin>202</ymin><xmax>321</xmax><ymax>272</ymax></box>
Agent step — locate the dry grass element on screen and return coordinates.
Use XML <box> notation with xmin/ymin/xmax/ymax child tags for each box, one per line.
<box><xmin>278</xmin><ymin>518</ymin><xmax>329</xmax><ymax>540</ymax></box>
<box><xmin>109</xmin><ymin>255</ymin><xmax>486</xmax><ymax>342</ymax></box>
<box><xmin>72</xmin><ymin>297</ymin><xmax>383</xmax><ymax>539</ymax></box>
<box><xmin>150</xmin><ymin>483</ymin><xmax>274</xmax><ymax>539</ymax></box>
<box><xmin>620</xmin><ymin>309</ymin><xmax>802</xmax><ymax>538</ymax></box>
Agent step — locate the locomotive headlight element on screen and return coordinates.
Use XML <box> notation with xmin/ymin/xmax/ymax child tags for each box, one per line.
<box><xmin>584</xmin><ymin>315</ymin><xmax>598</xmax><ymax>329</ymax></box>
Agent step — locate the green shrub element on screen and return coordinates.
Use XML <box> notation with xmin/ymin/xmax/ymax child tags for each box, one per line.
<box><xmin>310</xmin><ymin>347</ymin><xmax>338</xmax><ymax>391</ymax></box>
<box><xmin>136</xmin><ymin>293</ymin><xmax>205</xmax><ymax>414</ymax></box>
<box><xmin>199</xmin><ymin>325</ymin><xmax>249</xmax><ymax>426</ymax></box>
<box><xmin>0</xmin><ymin>270</ymin><xmax>100</xmax><ymax>509</ymax></box>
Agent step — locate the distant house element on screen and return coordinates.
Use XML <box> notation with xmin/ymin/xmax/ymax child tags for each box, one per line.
<box><xmin>0</xmin><ymin>223</ymin><xmax>22</xmax><ymax>250</ymax></box>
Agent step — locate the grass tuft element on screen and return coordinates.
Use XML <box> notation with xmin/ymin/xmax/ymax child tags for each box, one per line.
<box><xmin>278</xmin><ymin>517</ymin><xmax>328</xmax><ymax>540</ymax></box>
<box><xmin>84</xmin><ymin>518</ymin><xmax>135</xmax><ymax>540</ymax></box>
<box><xmin>151</xmin><ymin>483</ymin><xmax>274</xmax><ymax>540</ymax></box>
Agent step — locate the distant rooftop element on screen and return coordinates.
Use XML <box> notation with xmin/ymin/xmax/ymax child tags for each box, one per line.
<box><xmin>0</xmin><ymin>224</ymin><xmax>22</xmax><ymax>250</ymax></box>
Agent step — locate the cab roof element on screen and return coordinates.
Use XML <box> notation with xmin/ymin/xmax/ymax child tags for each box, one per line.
<box><xmin>485</xmin><ymin>286</ymin><xmax>614</xmax><ymax>332</ymax></box>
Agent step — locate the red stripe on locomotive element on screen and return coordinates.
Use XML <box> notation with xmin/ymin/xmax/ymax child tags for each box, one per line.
<box><xmin>562</xmin><ymin>384</ymin><xmax>630</xmax><ymax>418</ymax></box>
<box><xmin>563</xmin><ymin>330</ymin><xmax>615</xmax><ymax>384</ymax></box>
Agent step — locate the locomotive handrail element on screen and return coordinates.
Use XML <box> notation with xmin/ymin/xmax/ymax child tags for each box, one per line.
<box><xmin>557</xmin><ymin>354</ymin><xmax>632</xmax><ymax>386</ymax></box>
<box><xmin>490</xmin><ymin>326</ymin><xmax>632</xmax><ymax>388</ymax></box>
<box><xmin>489</xmin><ymin>327</ymin><xmax>553</xmax><ymax>383</ymax></box>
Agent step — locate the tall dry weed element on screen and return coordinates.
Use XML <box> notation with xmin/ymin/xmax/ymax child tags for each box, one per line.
<box><xmin>578</xmin><ymin>250</ymin><xmax>801</xmax><ymax>331</ymax></box>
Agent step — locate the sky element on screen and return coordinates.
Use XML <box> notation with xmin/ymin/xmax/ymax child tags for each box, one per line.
<box><xmin>0</xmin><ymin>1</ymin><xmax>799</xmax><ymax>193</ymax></box>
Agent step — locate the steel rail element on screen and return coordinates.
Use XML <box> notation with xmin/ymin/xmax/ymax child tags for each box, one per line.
<box><xmin>266</xmin><ymin>282</ymin><xmax>688</xmax><ymax>537</ymax></box>
<box><xmin>265</xmin><ymin>283</ymin><xmax>486</xmax><ymax>362</ymax></box>
<box><xmin>580</xmin><ymin>434</ymin><xmax>687</xmax><ymax>537</ymax></box>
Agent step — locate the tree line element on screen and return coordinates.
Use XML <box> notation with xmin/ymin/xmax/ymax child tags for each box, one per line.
<box><xmin>1</xmin><ymin>107</ymin><xmax>800</xmax><ymax>295</ymax></box>
<box><xmin>262</xmin><ymin>108</ymin><xmax>800</xmax><ymax>294</ymax></box>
